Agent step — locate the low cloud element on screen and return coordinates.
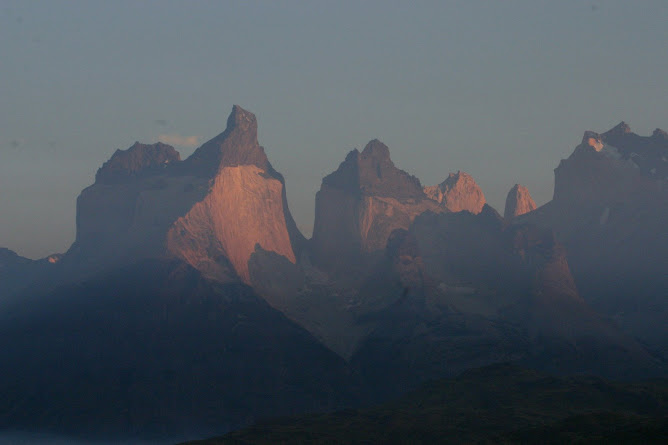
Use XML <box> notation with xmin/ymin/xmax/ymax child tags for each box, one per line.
<box><xmin>157</xmin><ymin>133</ymin><xmax>199</xmax><ymax>148</ymax></box>
<box><xmin>154</xmin><ymin>119</ymin><xmax>169</xmax><ymax>127</ymax></box>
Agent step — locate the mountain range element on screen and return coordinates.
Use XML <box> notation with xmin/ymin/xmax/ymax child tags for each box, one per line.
<box><xmin>1</xmin><ymin>106</ymin><xmax>666</xmax><ymax>441</ymax></box>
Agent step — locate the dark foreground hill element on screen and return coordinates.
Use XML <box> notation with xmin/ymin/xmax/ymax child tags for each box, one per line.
<box><xmin>185</xmin><ymin>364</ymin><xmax>668</xmax><ymax>445</ymax></box>
<box><xmin>0</xmin><ymin>260</ymin><xmax>362</xmax><ymax>441</ymax></box>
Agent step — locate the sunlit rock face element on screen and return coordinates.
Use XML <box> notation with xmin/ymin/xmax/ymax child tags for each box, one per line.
<box><xmin>71</xmin><ymin>105</ymin><xmax>303</xmax><ymax>283</ymax></box>
<box><xmin>424</xmin><ymin>171</ymin><xmax>486</xmax><ymax>214</ymax></box>
<box><xmin>504</xmin><ymin>184</ymin><xmax>537</xmax><ymax>220</ymax></box>
<box><xmin>311</xmin><ymin>139</ymin><xmax>443</xmax><ymax>272</ymax></box>
<box><xmin>166</xmin><ymin>163</ymin><xmax>295</xmax><ymax>282</ymax></box>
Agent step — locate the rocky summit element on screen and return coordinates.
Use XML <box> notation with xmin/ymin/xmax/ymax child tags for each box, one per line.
<box><xmin>424</xmin><ymin>171</ymin><xmax>487</xmax><ymax>214</ymax></box>
<box><xmin>311</xmin><ymin>139</ymin><xmax>443</xmax><ymax>272</ymax></box>
<box><xmin>520</xmin><ymin>122</ymin><xmax>668</xmax><ymax>357</ymax></box>
<box><xmin>71</xmin><ymin>105</ymin><xmax>303</xmax><ymax>283</ymax></box>
<box><xmin>504</xmin><ymin>184</ymin><xmax>537</xmax><ymax>219</ymax></box>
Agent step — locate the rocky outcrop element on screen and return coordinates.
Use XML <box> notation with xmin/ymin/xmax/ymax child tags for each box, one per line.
<box><xmin>70</xmin><ymin>105</ymin><xmax>304</xmax><ymax>283</ymax></box>
<box><xmin>504</xmin><ymin>184</ymin><xmax>536</xmax><ymax>220</ymax></box>
<box><xmin>552</xmin><ymin>122</ymin><xmax>667</xmax><ymax>206</ymax></box>
<box><xmin>599</xmin><ymin>122</ymin><xmax>668</xmax><ymax>180</ymax></box>
<box><xmin>311</xmin><ymin>140</ymin><xmax>443</xmax><ymax>272</ymax></box>
<box><xmin>424</xmin><ymin>171</ymin><xmax>486</xmax><ymax>214</ymax></box>
<box><xmin>95</xmin><ymin>142</ymin><xmax>180</xmax><ymax>183</ymax></box>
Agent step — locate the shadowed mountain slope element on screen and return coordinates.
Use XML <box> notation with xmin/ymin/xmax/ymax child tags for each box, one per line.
<box><xmin>520</xmin><ymin>123</ymin><xmax>668</xmax><ymax>356</ymax></box>
<box><xmin>0</xmin><ymin>259</ymin><xmax>362</xmax><ymax>440</ymax></box>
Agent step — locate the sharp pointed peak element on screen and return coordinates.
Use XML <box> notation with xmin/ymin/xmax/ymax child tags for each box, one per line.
<box><xmin>345</xmin><ymin>147</ymin><xmax>361</xmax><ymax>159</ymax></box>
<box><xmin>504</xmin><ymin>183</ymin><xmax>536</xmax><ymax>219</ymax></box>
<box><xmin>604</xmin><ymin>121</ymin><xmax>632</xmax><ymax>136</ymax></box>
<box><xmin>226</xmin><ymin>105</ymin><xmax>257</xmax><ymax>133</ymax></box>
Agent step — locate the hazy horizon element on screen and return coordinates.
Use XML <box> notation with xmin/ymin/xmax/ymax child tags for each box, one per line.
<box><xmin>2</xmin><ymin>1</ymin><xmax>667</xmax><ymax>258</ymax></box>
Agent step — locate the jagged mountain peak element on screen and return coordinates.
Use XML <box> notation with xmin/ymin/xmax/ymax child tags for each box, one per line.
<box><xmin>581</xmin><ymin>130</ymin><xmax>601</xmax><ymax>143</ymax></box>
<box><xmin>576</xmin><ymin>131</ymin><xmax>607</xmax><ymax>154</ymax></box>
<box><xmin>504</xmin><ymin>183</ymin><xmax>537</xmax><ymax>220</ymax></box>
<box><xmin>183</xmin><ymin>105</ymin><xmax>268</xmax><ymax>176</ymax></box>
<box><xmin>72</xmin><ymin>104</ymin><xmax>303</xmax><ymax>285</ymax></box>
<box><xmin>227</xmin><ymin>104</ymin><xmax>258</xmax><ymax>134</ymax></box>
<box><xmin>322</xmin><ymin>139</ymin><xmax>424</xmax><ymax>199</ymax></box>
<box><xmin>603</xmin><ymin>121</ymin><xmax>632</xmax><ymax>137</ymax></box>
<box><xmin>95</xmin><ymin>141</ymin><xmax>180</xmax><ymax>183</ymax></box>
<box><xmin>424</xmin><ymin>170</ymin><xmax>486</xmax><ymax>214</ymax></box>
<box><xmin>566</xmin><ymin>122</ymin><xmax>668</xmax><ymax>182</ymax></box>
<box><xmin>446</xmin><ymin>170</ymin><xmax>473</xmax><ymax>184</ymax></box>
<box><xmin>311</xmin><ymin>139</ymin><xmax>440</xmax><ymax>270</ymax></box>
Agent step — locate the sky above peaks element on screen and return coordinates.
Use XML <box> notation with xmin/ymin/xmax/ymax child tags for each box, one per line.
<box><xmin>1</xmin><ymin>0</ymin><xmax>667</xmax><ymax>258</ymax></box>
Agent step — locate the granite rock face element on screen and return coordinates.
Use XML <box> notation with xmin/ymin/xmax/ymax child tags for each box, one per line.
<box><xmin>504</xmin><ymin>184</ymin><xmax>537</xmax><ymax>220</ymax></box>
<box><xmin>71</xmin><ymin>105</ymin><xmax>303</xmax><ymax>283</ymax></box>
<box><xmin>424</xmin><ymin>171</ymin><xmax>486</xmax><ymax>214</ymax></box>
<box><xmin>311</xmin><ymin>140</ymin><xmax>443</xmax><ymax>272</ymax></box>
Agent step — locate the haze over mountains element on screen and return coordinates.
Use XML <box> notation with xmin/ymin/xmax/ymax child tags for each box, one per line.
<box><xmin>1</xmin><ymin>106</ymin><xmax>667</xmax><ymax>441</ymax></box>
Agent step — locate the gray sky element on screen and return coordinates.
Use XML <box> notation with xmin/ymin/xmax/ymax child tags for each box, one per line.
<box><xmin>1</xmin><ymin>0</ymin><xmax>667</xmax><ymax>258</ymax></box>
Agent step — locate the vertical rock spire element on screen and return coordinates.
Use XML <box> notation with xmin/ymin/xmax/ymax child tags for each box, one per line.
<box><xmin>504</xmin><ymin>184</ymin><xmax>537</xmax><ymax>220</ymax></box>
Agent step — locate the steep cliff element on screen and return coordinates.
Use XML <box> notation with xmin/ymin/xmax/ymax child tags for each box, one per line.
<box><xmin>69</xmin><ymin>105</ymin><xmax>304</xmax><ymax>283</ymax></box>
<box><xmin>311</xmin><ymin>139</ymin><xmax>442</xmax><ymax>272</ymax></box>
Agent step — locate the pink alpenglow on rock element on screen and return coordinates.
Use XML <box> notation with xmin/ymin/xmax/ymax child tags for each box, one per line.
<box><xmin>424</xmin><ymin>171</ymin><xmax>486</xmax><ymax>214</ymax></box>
<box><xmin>504</xmin><ymin>184</ymin><xmax>537</xmax><ymax>220</ymax></box>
